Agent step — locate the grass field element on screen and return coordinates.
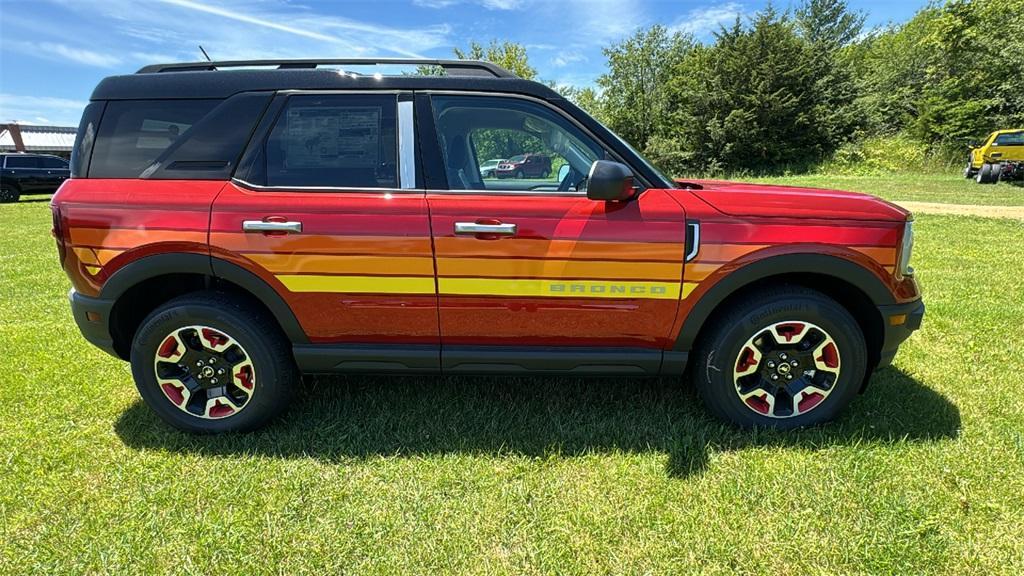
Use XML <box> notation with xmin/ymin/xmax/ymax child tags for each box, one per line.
<box><xmin>2</xmin><ymin>181</ymin><xmax>1024</xmax><ymax>574</ymax></box>
<box><xmin>748</xmin><ymin>173</ymin><xmax>1024</xmax><ymax>206</ymax></box>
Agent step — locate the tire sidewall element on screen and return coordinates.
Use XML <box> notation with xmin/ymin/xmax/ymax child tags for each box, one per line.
<box><xmin>698</xmin><ymin>294</ymin><xmax>866</xmax><ymax>429</ymax></box>
<box><xmin>0</xmin><ymin>185</ymin><xmax>19</xmax><ymax>203</ymax></box>
<box><xmin>130</xmin><ymin>299</ymin><xmax>290</xmax><ymax>433</ymax></box>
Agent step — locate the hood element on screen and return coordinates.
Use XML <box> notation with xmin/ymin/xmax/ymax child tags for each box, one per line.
<box><xmin>676</xmin><ymin>179</ymin><xmax>910</xmax><ymax>222</ymax></box>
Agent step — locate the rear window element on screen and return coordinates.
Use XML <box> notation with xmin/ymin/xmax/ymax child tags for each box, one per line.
<box><xmin>89</xmin><ymin>99</ymin><xmax>218</xmax><ymax>178</ymax></box>
<box><xmin>994</xmin><ymin>132</ymin><xmax>1024</xmax><ymax>146</ymax></box>
<box><xmin>261</xmin><ymin>94</ymin><xmax>398</xmax><ymax>189</ymax></box>
<box><xmin>5</xmin><ymin>156</ymin><xmax>40</xmax><ymax>168</ymax></box>
<box><xmin>41</xmin><ymin>157</ymin><xmax>68</xmax><ymax>169</ymax></box>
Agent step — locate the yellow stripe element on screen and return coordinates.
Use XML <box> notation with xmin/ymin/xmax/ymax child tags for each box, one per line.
<box><xmin>277</xmin><ymin>275</ymin><xmax>436</xmax><ymax>294</ymax></box>
<box><xmin>277</xmin><ymin>274</ymin><xmax>700</xmax><ymax>300</ymax></box>
<box><xmin>439</xmin><ymin>278</ymin><xmax>696</xmax><ymax>300</ymax></box>
<box><xmin>250</xmin><ymin>253</ymin><xmax>434</xmax><ymax>276</ymax></box>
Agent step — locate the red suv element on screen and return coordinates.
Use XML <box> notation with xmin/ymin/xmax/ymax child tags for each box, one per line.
<box><xmin>52</xmin><ymin>58</ymin><xmax>923</xmax><ymax>433</ymax></box>
<box><xmin>495</xmin><ymin>153</ymin><xmax>551</xmax><ymax>179</ymax></box>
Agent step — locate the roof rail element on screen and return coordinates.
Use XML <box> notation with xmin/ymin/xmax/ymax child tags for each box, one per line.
<box><xmin>135</xmin><ymin>58</ymin><xmax>516</xmax><ymax>78</ymax></box>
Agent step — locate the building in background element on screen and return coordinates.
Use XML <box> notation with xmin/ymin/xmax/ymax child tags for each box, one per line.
<box><xmin>0</xmin><ymin>123</ymin><xmax>76</xmax><ymax>159</ymax></box>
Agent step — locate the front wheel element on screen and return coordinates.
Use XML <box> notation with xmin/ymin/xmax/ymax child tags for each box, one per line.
<box><xmin>692</xmin><ymin>285</ymin><xmax>866</xmax><ymax>429</ymax></box>
<box><xmin>0</xmin><ymin>185</ymin><xmax>19</xmax><ymax>203</ymax></box>
<box><xmin>130</xmin><ymin>292</ymin><xmax>297</xmax><ymax>433</ymax></box>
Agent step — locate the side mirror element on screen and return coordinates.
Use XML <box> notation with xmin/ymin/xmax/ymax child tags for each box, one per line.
<box><xmin>586</xmin><ymin>160</ymin><xmax>636</xmax><ymax>201</ymax></box>
<box><xmin>557</xmin><ymin>164</ymin><xmax>570</xmax><ymax>182</ymax></box>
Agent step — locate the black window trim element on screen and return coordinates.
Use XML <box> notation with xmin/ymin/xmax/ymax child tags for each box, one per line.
<box><xmin>232</xmin><ymin>89</ymin><xmax>417</xmax><ymax>193</ymax></box>
<box><xmin>421</xmin><ymin>90</ymin><xmax>655</xmax><ymax>196</ymax></box>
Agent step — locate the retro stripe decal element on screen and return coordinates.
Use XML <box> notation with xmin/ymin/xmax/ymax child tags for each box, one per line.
<box><xmin>278</xmin><ymin>275</ymin><xmax>437</xmax><ymax>294</ymax></box>
<box><xmin>438</xmin><ymin>278</ymin><xmax>696</xmax><ymax>300</ymax></box>
<box><xmin>436</xmin><ymin>257</ymin><xmax>682</xmax><ymax>281</ymax></box>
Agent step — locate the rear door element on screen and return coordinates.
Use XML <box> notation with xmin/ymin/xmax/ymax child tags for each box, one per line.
<box><xmin>422</xmin><ymin>94</ymin><xmax>687</xmax><ymax>373</ymax></box>
<box><xmin>4</xmin><ymin>155</ymin><xmax>42</xmax><ymax>192</ymax></box>
<box><xmin>39</xmin><ymin>156</ymin><xmax>70</xmax><ymax>191</ymax></box>
<box><xmin>210</xmin><ymin>92</ymin><xmax>439</xmax><ymax>369</ymax></box>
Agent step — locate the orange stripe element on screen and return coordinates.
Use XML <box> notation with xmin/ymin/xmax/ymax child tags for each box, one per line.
<box><xmin>691</xmin><ymin>244</ymin><xmax>768</xmax><ymax>263</ymax></box>
<box><xmin>211</xmin><ymin>233</ymin><xmax>433</xmax><ymax>257</ymax></box>
<box><xmin>434</xmin><ymin>238</ymin><xmax>684</xmax><ymax>261</ymax></box>
<box><xmin>852</xmin><ymin>246</ymin><xmax>897</xmax><ymax>266</ymax></box>
<box><xmin>686</xmin><ymin>262</ymin><xmax>723</xmax><ymax>282</ymax></box>
<box><xmin>437</xmin><ymin>257</ymin><xmax>682</xmax><ymax>281</ymax></box>
<box><xmin>70</xmin><ymin>228</ymin><xmax>205</xmax><ymax>248</ymax></box>
<box><xmin>248</xmin><ymin>253</ymin><xmax>435</xmax><ymax>276</ymax></box>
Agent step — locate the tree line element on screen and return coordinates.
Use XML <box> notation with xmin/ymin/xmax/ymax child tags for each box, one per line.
<box><xmin>454</xmin><ymin>0</ymin><xmax>1024</xmax><ymax>175</ymax></box>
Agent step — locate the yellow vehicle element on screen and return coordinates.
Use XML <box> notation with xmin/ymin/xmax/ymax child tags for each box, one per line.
<box><xmin>965</xmin><ymin>129</ymin><xmax>1024</xmax><ymax>183</ymax></box>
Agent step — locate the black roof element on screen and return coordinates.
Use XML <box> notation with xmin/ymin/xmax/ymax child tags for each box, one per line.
<box><xmin>91</xmin><ymin>58</ymin><xmax>562</xmax><ymax>101</ymax></box>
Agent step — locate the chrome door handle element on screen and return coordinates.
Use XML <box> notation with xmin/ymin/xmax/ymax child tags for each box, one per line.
<box><xmin>242</xmin><ymin>220</ymin><xmax>302</xmax><ymax>233</ymax></box>
<box><xmin>454</xmin><ymin>222</ymin><xmax>516</xmax><ymax>235</ymax></box>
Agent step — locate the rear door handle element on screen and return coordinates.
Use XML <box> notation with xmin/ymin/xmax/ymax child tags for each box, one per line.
<box><xmin>454</xmin><ymin>222</ymin><xmax>516</xmax><ymax>235</ymax></box>
<box><xmin>242</xmin><ymin>220</ymin><xmax>302</xmax><ymax>233</ymax></box>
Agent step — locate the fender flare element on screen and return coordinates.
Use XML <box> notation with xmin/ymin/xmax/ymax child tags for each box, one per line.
<box><xmin>100</xmin><ymin>252</ymin><xmax>308</xmax><ymax>344</ymax></box>
<box><xmin>673</xmin><ymin>252</ymin><xmax>894</xmax><ymax>352</ymax></box>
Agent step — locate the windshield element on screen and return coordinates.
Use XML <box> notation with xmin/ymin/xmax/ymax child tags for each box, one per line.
<box><xmin>605</xmin><ymin>127</ymin><xmax>675</xmax><ymax>187</ymax></box>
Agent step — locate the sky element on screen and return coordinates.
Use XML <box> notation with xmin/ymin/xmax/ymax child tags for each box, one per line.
<box><xmin>0</xmin><ymin>0</ymin><xmax>927</xmax><ymax>126</ymax></box>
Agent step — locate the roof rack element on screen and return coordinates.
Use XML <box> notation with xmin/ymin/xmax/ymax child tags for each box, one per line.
<box><xmin>135</xmin><ymin>58</ymin><xmax>516</xmax><ymax>78</ymax></box>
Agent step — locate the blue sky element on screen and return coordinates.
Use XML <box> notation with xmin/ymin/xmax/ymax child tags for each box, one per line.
<box><xmin>0</xmin><ymin>0</ymin><xmax>926</xmax><ymax>126</ymax></box>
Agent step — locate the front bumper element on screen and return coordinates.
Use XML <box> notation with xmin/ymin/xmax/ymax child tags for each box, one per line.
<box><xmin>875</xmin><ymin>298</ymin><xmax>925</xmax><ymax>368</ymax></box>
<box><xmin>68</xmin><ymin>289</ymin><xmax>119</xmax><ymax>358</ymax></box>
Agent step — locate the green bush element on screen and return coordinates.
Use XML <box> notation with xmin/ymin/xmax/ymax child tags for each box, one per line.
<box><xmin>817</xmin><ymin>133</ymin><xmax>965</xmax><ymax>175</ymax></box>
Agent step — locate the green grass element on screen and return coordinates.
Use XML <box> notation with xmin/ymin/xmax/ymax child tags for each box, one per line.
<box><xmin>746</xmin><ymin>173</ymin><xmax>1024</xmax><ymax>206</ymax></box>
<box><xmin>2</xmin><ymin>196</ymin><xmax>1024</xmax><ymax>574</ymax></box>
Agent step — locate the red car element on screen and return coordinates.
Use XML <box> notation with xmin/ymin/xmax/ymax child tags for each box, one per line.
<box><xmin>52</xmin><ymin>58</ymin><xmax>923</xmax><ymax>433</ymax></box>
<box><xmin>495</xmin><ymin>153</ymin><xmax>552</xmax><ymax>179</ymax></box>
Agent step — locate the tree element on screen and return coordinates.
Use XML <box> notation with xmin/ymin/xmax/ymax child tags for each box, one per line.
<box><xmin>597</xmin><ymin>26</ymin><xmax>692</xmax><ymax>155</ymax></box>
<box><xmin>795</xmin><ymin>0</ymin><xmax>865</xmax><ymax>49</ymax></box>
<box><xmin>454</xmin><ymin>40</ymin><xmax>537</xmax><ymax>80</ymax></box>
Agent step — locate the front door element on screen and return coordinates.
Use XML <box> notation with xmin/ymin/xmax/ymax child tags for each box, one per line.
<box><xmin>424</xmin><ymin>94</ymin><xmax>687</xmax><ymax>372</ymax></box>
<box><xmin>210</xmin><ymin>92</ymin><xmax>439</xmax><ymax>369</ymax></box>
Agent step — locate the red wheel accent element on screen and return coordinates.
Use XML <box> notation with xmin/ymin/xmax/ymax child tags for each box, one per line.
<box><xmin>798</xmin><ymin>392</ymin><xmax>825</xmax><ymax>413</ymax></box>
<box><xmin>736</xmin><ymin>346</ymin><xmax>758</xmax><ymax>373</ymax></box>
<box><xmin>202</xmin><ymin>328</ymin><xmax>229</xmax><ymax>347</ymax></box>
<box><xmin>774</xmin><ymin>322</ymin><xmax>806</xmax><ymax>342</ymax></box>
<box><xmin>235</xmin><ymin>365</ymin><xmax>254</xmax><ymax>391</ymax></box>
<box><xmin>746</xmin><ymin>395</ymin><xmax>771</xmax><ymax>414</ymax></box>
<box><xmin>208</xmin><ymin>401</ymin><xmax>235</xmax><ymax>418</ymax></box>
<box><xmin>816</xmin><ymin>342</ymin><xmax>839</xmax><ymax>369</ymax></box>
<box><xmin>161</xmin><ymin>383</ymin><xmax>185</xmax><ymax>406</ymax></box>
<box><xmin>157</xmin><ymin>336</ymin><xmax>180</xmax><ymax>359</ymax></box>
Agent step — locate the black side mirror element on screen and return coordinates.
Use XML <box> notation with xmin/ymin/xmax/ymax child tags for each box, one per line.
<box><xmin>586</xmin><ymin>160</ymin><xmax>636</xmax><ymax>201</ymax></box>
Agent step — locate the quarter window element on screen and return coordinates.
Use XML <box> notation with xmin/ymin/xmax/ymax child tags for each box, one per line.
<box><xmin>41</xmin><ymin>157</ymin><xmax>69</xmax><ymax>169</ymax></box>
<box><xmin>263</xmin><ymin>94</ymin><xmax>398</xmax><ymax>188</ymax></box>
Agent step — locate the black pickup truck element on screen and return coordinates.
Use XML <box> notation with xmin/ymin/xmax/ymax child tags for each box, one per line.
<box><xmin>1</xmin><ymin>153</ymin><xmax>70</xmax><ymax>202</ymax></box>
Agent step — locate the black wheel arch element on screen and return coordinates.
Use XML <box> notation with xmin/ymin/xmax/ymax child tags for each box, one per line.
<box><xmin>674</xmin><ymin>253</ymin><xmax>893</xmax><ymax>375</ymax></box>
<box><xmin>102</xmin><ymin>252</ymin><xmax>307</xmax><ymax>358</ymax></box>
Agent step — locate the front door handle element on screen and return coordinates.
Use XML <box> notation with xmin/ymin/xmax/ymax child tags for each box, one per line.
<box><xmin>454</xmin><ymin>221</ymin><xmax>517</xmax><ymax>235</ymax></box>
<box><xmin>242</xmin><ymin>220</ymin><xmax>302</xmax><ymax>234</ymax></box>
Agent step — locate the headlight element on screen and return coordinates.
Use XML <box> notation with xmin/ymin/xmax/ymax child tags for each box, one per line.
<box><xmin>897</xmin><ymin>220</ymin><xmax>914</xmax><ymax>277</ymax></box>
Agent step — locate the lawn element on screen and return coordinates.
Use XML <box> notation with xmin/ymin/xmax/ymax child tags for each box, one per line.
<box><xmin>2</xmin><ymin>191</ymin><xmax>1023</xmax><ymax>574</ymax></box>
<box><xmin>748</xmin><ymin>173</ymin><xmax>1024</xmax><ymax>206</ymax></box>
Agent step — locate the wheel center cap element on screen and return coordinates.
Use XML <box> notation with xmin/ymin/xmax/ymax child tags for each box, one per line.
<box><xmin>776</xmin><ymin>363</ymin><xmax>791</xmax><ymax>375</ymax></box>
<box><xmin>200</xmin><ymin>366</ymin><xmax>215</xmax><ymax>379</ymax></box>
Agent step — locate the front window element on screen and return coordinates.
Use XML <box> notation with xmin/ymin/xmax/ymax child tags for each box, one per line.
<box><xmin>431</xmin><ymin>95</ymin><xmax>605</xmax><ymax>192</ymax></box>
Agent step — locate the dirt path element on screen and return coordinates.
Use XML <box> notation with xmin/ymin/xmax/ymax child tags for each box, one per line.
<box><xmin>894</xmin><ymin>201</ymin><xmax>1024</xmax><ymax>220</ymax></box>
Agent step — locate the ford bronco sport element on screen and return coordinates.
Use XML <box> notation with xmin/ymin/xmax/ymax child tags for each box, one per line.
<box><xmin>52</xmin><ymin>58</ymin><xmax>923</xmax><ymax>433</ymax></box>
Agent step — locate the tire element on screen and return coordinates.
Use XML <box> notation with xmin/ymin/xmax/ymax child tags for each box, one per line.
<box><xmin>692</xmin><ymin>285</ymin><xmax>866</xmax><ymax>430</ymax></box>
<box><xmin>130</xmin><ymin>291</ymin><xmax>297</xmax><ymax>433</ymax></box>
<box><xmin>964</xmin><ymin>162</ymin><xmax>976</xmax><ymax>179</ymax></box>
<box><xmin>514</xmin><ymin>170</ymin><xmax>524</xmax><ymax>179</ymax></box>
<box><xmin>0</xmin><ymin>185</ymin><xmax>19</xmax><ymax>203</ymax></box>
<box><xmin>977</xmin><ymin>163</ymin><xmax>995</xmax><ymax>184</ymax></box>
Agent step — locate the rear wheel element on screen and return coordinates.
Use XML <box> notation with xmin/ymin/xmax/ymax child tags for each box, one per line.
<box><xmin>977</xmin><ymin>163</ymin><xmax>995</xmax><ymax>184</ymax></box>
<box><xmin>692</xmin><ymin>285</ymin><xmax>866</xmax><ymax>429</ymax></box>
<box><xmin>963</xmin><ymin>161</ymin><xmax>976</xmax><ymax>179</ymax></box>
<box><xmin>0</xmin><ymin>185</ymin><xmax>19</xmax><ymax>203</ymax></box>
<box><xmin>130</xmin><ymin>292</ymin><xmax>297</xmax><ymax>433</ymax></box>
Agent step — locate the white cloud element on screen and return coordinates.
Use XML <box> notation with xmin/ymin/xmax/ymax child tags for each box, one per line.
<box><xmin>671</xmin><ymin>2</ymin><xmax>743</xmax><ymax>38</ymax></box>
<box><xmin>6</xmin><ymin>41</ymin><xmax>122</xmax><ymax>68</ymax></box>
<box><xmin>413</xmin><ymin>0</ymin><xmax>522</xmax><ymax>10</ymax></box>
<box><xmin>0</xmin><ymin>94</ymin><xmax>88</xmax><ymax>126</ymax></box>
<box><xmin>551</xmin><ymin>51</ymin><xmax>586</xmax><ymax>68</ymax></box>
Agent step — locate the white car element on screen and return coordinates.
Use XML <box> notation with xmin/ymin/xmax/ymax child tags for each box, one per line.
<box><xmin>479</xmin><ymin>158</ymin><xmax>505</xmax><ymax>178</ymax></box>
